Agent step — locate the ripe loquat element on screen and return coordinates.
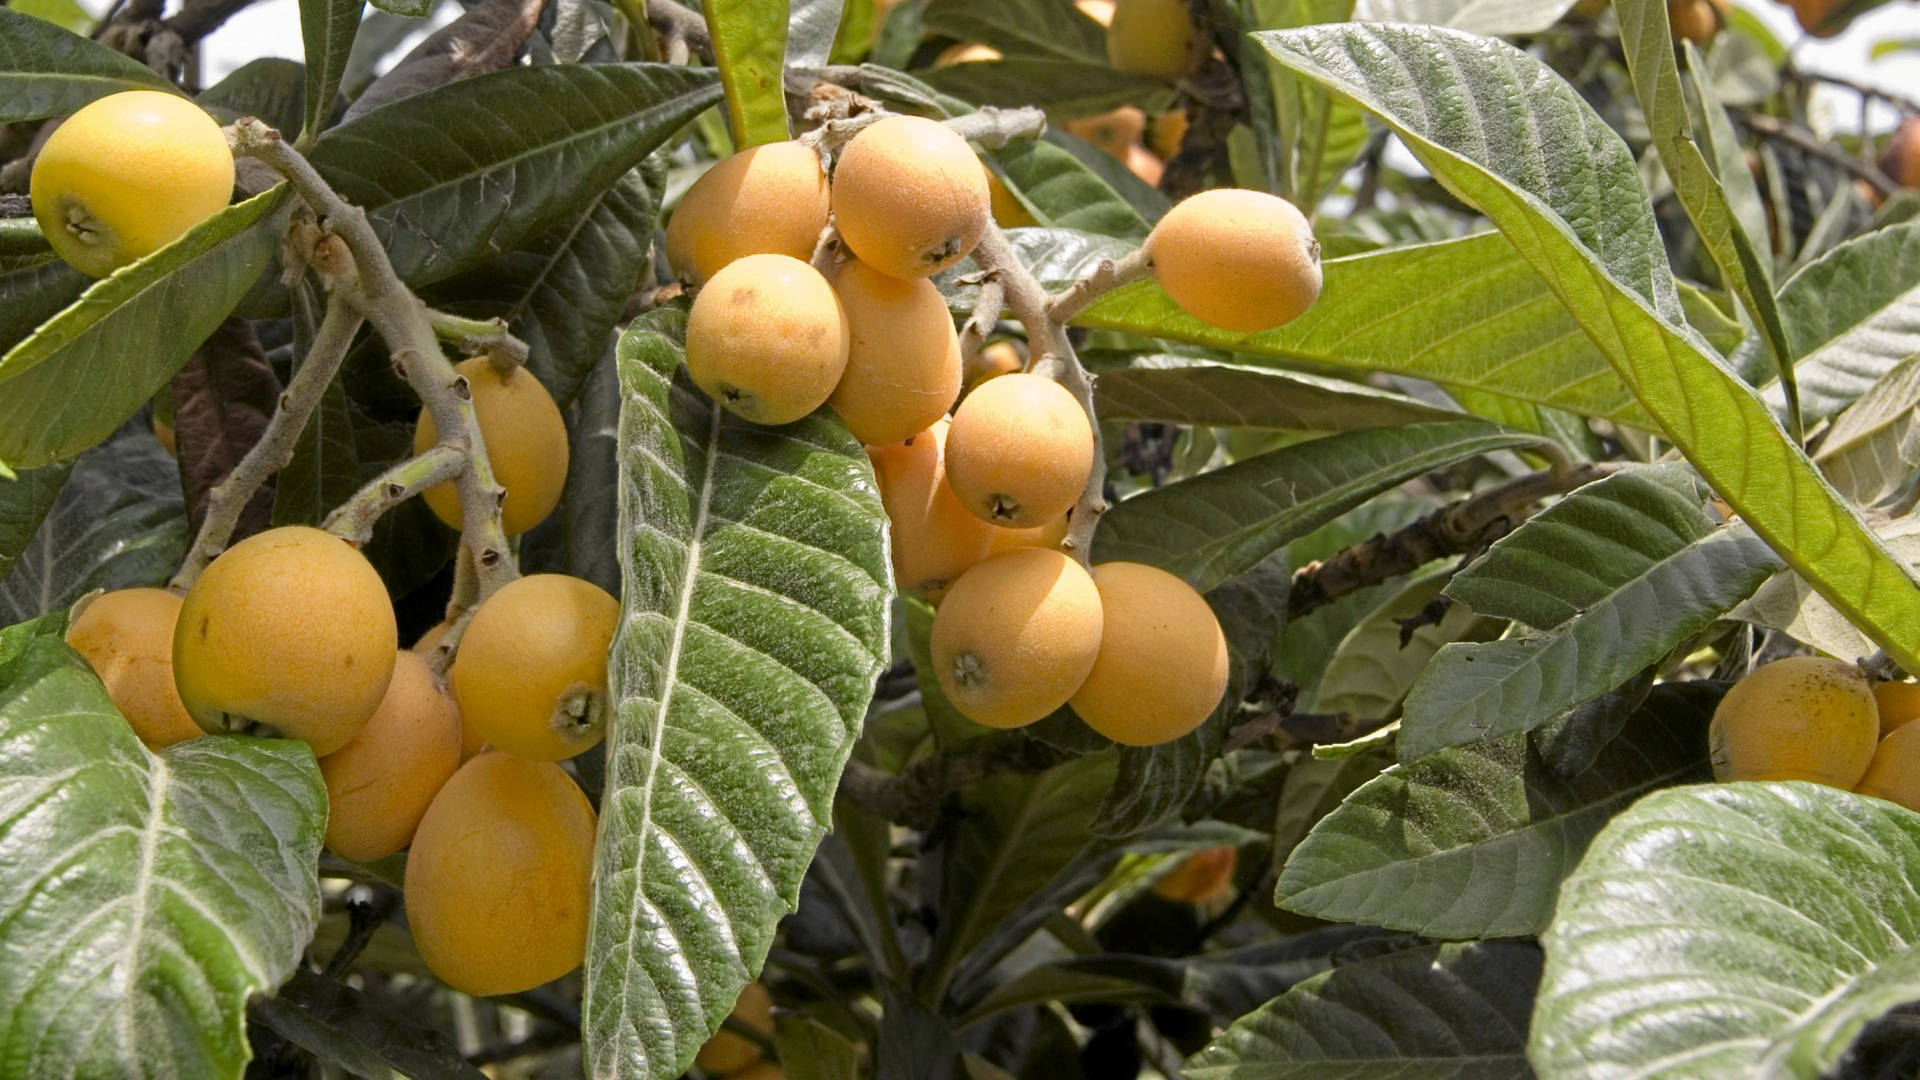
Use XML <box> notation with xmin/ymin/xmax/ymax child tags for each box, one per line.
<box><xmin>869</xmin><ymin>419</ymin><xmax>1002</xmax><ymax>595</ymax></box>
<box><xmin>1708</xmin><ymin>656</ymin><xmax>1878</xmax><ymax>788</ymax></box>
<box><xmin>828</xmin><ymin>256</ymin><xmax>963</xmax><ymax>446</ymax></box>
<box><xmin>685</xmin><ymin>253</ymin><xmax>849</xmax><ymax>425</ymax></box>
<box><xmin>930</xmin><ymin>547</ymin><xmax>1104</xmax><ymax>728</ymax></box>
<box><xmin>1070</xmin><ymin>561</ymin><xmax>1227</xmax><ymax>746</ymax></box>
<box><xmin>832</xmin><ymin>116</ymin><xmax>990</xmax><ymax>279</ymax></box>
<box><xmin>665</xmin><ymin>141</ymin><xmax>831</xmax><ymax>286</ymax></box>
<box><xmin>450</xmin><ymin>574</ymin><xmax>619</xmax><ymax>761</ymax></box>
<box><xmin>1146</xmin><ymin>188</ymin><xmax>1322</xmax><ymax>332</ymax></box>
<box><xmin>944</xmin><ymin>372</ymin><xmax>1093</xmax><ymax>527</ymax></box>
<box><xmin>319</xmin><ymin>650</ymin><xmax>462</xmax><ymax>862</ymax></box>
<box><xmin>66</xmin><ymin>588</ymin><xmax>201</xmax><ymax>749</ymax></box>
<box><xmin>414</xmin><ymin>357</ymin><xmax>569</xmax><ymax>537</ymax></box>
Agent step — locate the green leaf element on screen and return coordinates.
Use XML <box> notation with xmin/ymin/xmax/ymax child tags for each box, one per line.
<box><xmin>425</xmin><ymin>163</ymin><xmax>659</xmax><ymax>406</ymax></box>
<box><xmin>1278</xmin><ymin>682</ymin><xmax>1716</xmax><ymax>939</ymax></box>
<box><xmin>1093</xmin><ymin>550</ymin><xmax>1290</xmax><ymax>836</ymax></box>
<box><xmin>0</xmin><ymin>617</ymin><xmax>325</xmax><ymax>1079</ymax></box>
<box><xmin>1309</xmin><ymin>570</ymin><xmax>1499</xmax><ymax>720</ymax></box>
<box><xmin>704</xmin><ymin>0</ymin><xmax>792</xmax><ymax>146</ymax></box>
<box><xmin>1186</xmin><ymin>941</ymin><xmax>1542</xmax><ymax>1080</ymax></box>
<box><xmin>557</xmin><ymin>344</ymin><xmax>623</xmax><ymax>595</ymax></box>
<box><xmin>921</xmin><ymin>59</ymin><xmax>1170</xmax><ymax>121</ymax></box>
<box><xmin>1095</xmin><ymin>420</ymin><xmax>1534</xmax><ymax>594</ymax></box>
<box><xmin>0</xmin><ymin>9</ymin><xmax>175</xmax><ymax>123</ymax></box>
<box><xmin>788</xmin><ymin>0</ymin><xmax>847</xmax><ymax>67</ymax></box>
<box><xmin>1813</xmin><ymin>349</ymin><xmax>1920</xmax><ymax>505</ymax></box>
<box><xmin>1350</xmin><ymin>0</ymin><xmax>1574</xmax><ymax>32</ymax></box>
<box><xmin>1397</xmin><ymin>467</ymin><xmax>1781</xmax><ymax>761</ymax></box>
<box><xmin>0</xmin><ymin>461</ymin><xmax>74</xmax><ymax>584</ymax></box>
<box><xmin>1534</xmin><ymin>782</ymin><xmax>1920</xmax><ymax>1079</ymax></box>
<box><xmin>583</xmin><ymin>308</ymin><xmax>890</xmax><ymax>1079</ymax></box>
<box><xmin>921</xmin><ymin>0</ymin><xmax>1105</xmax><ymax>62</ymax></box>
<box><xmin>1614</xmin><ymin>0</ymin><xmax>1794</xmax><ymax>426</ymax></box>
<box><xmin>299</xmin><ymin>0</ymin><xmax>365</xmax><ymax>143</ymax></box>
<box><xmin>775</xmin><ymin>1014</ymin><xmax>861</xmax><ymax>1080</ymax></box>
<box><xmin>1735</xmin><ymin>515</ymin><xmax>1920</xmax><ymax>663</ymax></box>
<box><xmin>11</xmin><ymin>0</ymin><xmax>92</xmax><ymax>35</ymax></box>
<box><xmin>988</xmin><ymin>139</ymin><xmax>1153</xmax><ymax>240</ymax></box>
<box><xmin>0</xmin><ymin>427</ymin><xmax>186</xmax><ymax>622</ymax></box>
<box><xmin>251</xmin><ymin>970</ymin><xmax>485</xmax><ymax>1080</ymax></box>
<box><xmin>1093</xmin><ymin>357</ymin><xmax>1463</xmax><ymax>431</ymax></box>
<box><xmin>310</xmin><ymin>64</ymin><xmax>719</xmax><ymax>286</ymax></box>
<box><xmin>1759</xmin><ymin>220</ymin><xmax>1920</xmax><ymax>424</ymax></box>
<box><xmin>1257</xmin><ymin>22</ymin><xmax>1920</xmax><ymax>677</ymax></box>
<box><xmin>197</xmin><ymin>57</ymin><xmax>307</xmax><ymax>136</ymax></box>
<box><xmin>369</xmin><ymin>0</ymin><xmax>430</xmax><ymax>19</ymax></box>
<box><xmin>0</xmin><ymin>254</ymin><xmax>87</xmax><ymax>357</ymax></box>
<box><xmin>0</xmin><ymin>187</ymin><xmax>293</xmax><ymax>469</ymax></box>
<box><xmin>1073</xmin><ymin>232</ymin><xmax>1652</xmax><ymax>427</ymax></box>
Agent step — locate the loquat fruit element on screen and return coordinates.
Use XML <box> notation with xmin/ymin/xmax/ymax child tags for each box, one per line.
<box><xmin>30</xmin><ymin>91</ymin><xmax>234</xmax><ymax>277</ymax></box>
<box><xmin>1855</xmin><ymin>723</ymin><xmax>1920</xmax><ymax>813</ymax></box>
<box><xmin>449</xmin><ymin>574</ymin><xmax>619</xmax><ymax>762</ymax></box>
<box><xmin>319</xmin><ymin>650</ymin><xmax>462</xmax><ymax>862</ymax></box>
<box><xmin>414</xmin><ymin>357</ymin><xmax>569</xmax><ymax>538</ymax></box>
<box><xmin>1875</xmin><ymin>680</ymin><xmax>1920</xmax><ymax>739</ymax></box>
<box><xmin>1146</xmin><ymin>188</ymin><xmax>1322</xmax><ymax>332</ymax></box>
<box><xmin>1152</xmin><ymin>845</ymin><xmax>1238</xmax><ymax>904</ymax></box>
<box><xmin>404</xmin><ymin>752</ymin><xmax>596</xmax><ymax>996</ymax></box>
<box><xmin>1668</xmin><ymin>0</ymin><xmax>1727</xmax><ymax>46</ymax></box>
<box><xmin>828</xmin><ymin>256</ymin><xmax>962</xmax><ymax>446</ymax></box>
<box><xmin>665</xmin><ymin>141</ymin><xmax>831</xmax><ymax>286</ymax></box>
<box><xmin>1064</xmin><ymin>107</ymin><xmax>1146</xmax><ymax>161</ymax></box>
<box><xmin>1105</xmin><ymin>0</ymin><xmax>1196</xmax><ymax>78</ymax></box>
<box><xmin>685</xmin><ymin>253</ymin><xmax>849</xmax><ymax>425</ymax></box>
<box><xmin>930</xmin><ymin>547</ymin><xmax>1104</xmax><ymax>728</ymax></box>
<box><xmin>1070</xmin><ymin>561</ymin><xmax>1227</xmax><ymax>746</ymax></box>
<box><xmin>66</xmin><ymin>588</ymin><xmax>201</xmax><ymax>749</ymax></box>
<box><xmin>832</xmin><ymin>115</ymin><xmax>990</xmax><ymax>279</ymax></box>
<box><xmin>173</xmin><ymin>526</ymin><xmax>397</xmax><ymax>756</ymax></box>
<box><xmin>1708</xmin><ymin>656</ymin><xmax>1879</xmax><ymax>788</ymax></box>
<box><xmin>695</xmin><ymin>982</ymin><xmax>775</xmax><ymax>1074</ymax></box>
<box><xmin>943</xmin><ymin>372</ymin><xmax>1093</xmax><ymax>527</ymax></box>
<box><xmin>869</xmin><ymin>419</ymin><xmax>1002</xmax><ymax>595</ymax></box>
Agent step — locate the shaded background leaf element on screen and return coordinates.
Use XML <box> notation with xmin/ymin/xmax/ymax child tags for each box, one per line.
<box><xmin>171</xmin><ymin>317</ymin><xmax>280</xmax><ymax>537</ymax></box>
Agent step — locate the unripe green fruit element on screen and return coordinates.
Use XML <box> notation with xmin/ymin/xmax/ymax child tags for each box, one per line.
<box><xmin>666</xmin><ymin>141</ymin><xmax>831</xmax><ymax>285</ymax></box>
<box><xmin>1708</xmin><ymin>656</ymin><xmax>1878</xmax><ymax>787</ymax></box>
<box><xmin>685</xmin><ymin>253</ymin><xmax>850</xmax><ymax>425</ymax></box>
<box><xmin>931</xmin><ymin>548</ymin><xmax>1103</xmax><ymax>729</ymax></box>
<box><xmin>174</xmin><ymin>526</ymin><xmax>397</xmax><ymax>755</ymax></box>
<box><xmin>450</xmin><ymin>574</ymin><xmax>619</xmax><ymax>761</ymax></box>
<box><xmin>829</xmin><ymin>256</ymin><xmax>962</xmax><ymax>446</ymax></box>
<box><xmin>1070</xmin><ymin>562</ymin><xmax>1227</xmax><ymax>746</ymax></box>
<box><xmin>869</xmin><ymin>419</ymin><xmax>1002</xmax><ymax>596</ymax></box>
<box><xmin>943</xmin><ymin>373</ymin><xmax>1093</xmax><ymax>527</ymax></box>
<box><xmin>832</xmin><ymin>116</ymin><xmax>990</xmax><ymax>279</ymax></box>
<box><xmin>414</xmin><ymin>357</ymin><xmax>569</xmax><ymax>537</ymax></box>
<box><xmin>1105</xmin><ymin>0</ymin><xmax>1195</xmax><ymax>78</ymax></box>
<box><xmin>404</xmin><ymin>752</ymin><xmax>596</xmax><ymax>996</ymax></box>
<box><xmin>320</xmin><ymin>650</ymin><xmax>462</xmax><ymax>862</ymax></box>
<box><xmin>31</xmin><ymin>91</ymin><xmax>234</xmax><ymax>277</ymax></box>
<box><xmin>66</xmin><ymin>588</ymin><xmax>201</xmax><ymax>749</ymax></box>
<box><xmin>1147</xmin><ymin>188</ymin><xmax>1322</xmax><ymax>332</ymax></box>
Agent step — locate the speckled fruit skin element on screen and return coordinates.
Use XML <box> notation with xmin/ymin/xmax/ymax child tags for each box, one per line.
<box><xmin>1856</xmin><ymin>724</ymin><xmax>1920</xmax><ymax>813</ymax></box>
<box><xmin>450</xmin><ymin>574</ymin><xmax>619</xmax><ymax>762</ymax></box>
<box><xmin>1105</xmin><ymin>0</ymin><xmax>1194</xmax><ymax>78</ymax></box>
<box><xmin>1708</xmin><ymin>656</ymin><xmax>1878</xmax><ymax>788</ymax></box>
<box><xmin>404</xmin><ymin>753</ymin><xmax>596</xmax><ymax>996</ymax></box>
<box><xmin>870</xmin><ymin>419</ymin><xmax>1002</xmax><ymax>596</ymax></box>
<box><xmin>1874</xmin><ymin>680</ymin><xmax>1920</xmax><ymax>738</ymax></box>
<box><xmin>415</xmin><ymin>357</ymin><xmax>569</xmax><ymax>537</ymax></box>
<box><xmin>943</xmin><ymin>373</ymin><xmax>1093</xmax><ymax>527</ymax></box>
<box><xmin>173</xmin><ymin>526</ymin><xmax>397</xmax><ymax>756</ymax></box>
<box><xmin>685</xmin><ymin>253</ymin><xmax>850</xmax><ymax>425</ymax></box>
<box><xmin>1147</xmin><ymin>188</ymin><xmax>1322</xmax><ymax>332</ymax></box>
<box><xmin>695</xmin><ymin>982</ymin><xmax>774</xmax><ymax>1073</ymax></box>
<box><xmin>665</xmin><ymin>141</ymin><xmax>831</xmax><ymax>285</ymax></box>
<box><xmin>828</xmin><ymin>256</ymin><xmax>962</xmax><ymax>446</ymax></box>
<box><xmin>319</xmin><ymin>650</ymin><xmax>463</xmax><ymax>862</ymax></box>
<box><xmin>831</xmin><ymin>116</ymin><xmax>990</xmax><ymax>280</ymax></box>
<box><xmin>1071</xmin><ymin>562</ymin><xmax>1228</xmax><ymax>746</ymax></box>
<box><xmin>31</xmin><ymin>90</ymin><xmax>234</xmax><ymax>277</ymax></box>
<box><xmin>66</xmin><ymin>588</ymin><xmax>201</xmax><ymax>749</ymax></box>
<box><xmin>931</xmin><ymin>548</ymin><xmax>1104</xmax><ymax>729</ymax></box>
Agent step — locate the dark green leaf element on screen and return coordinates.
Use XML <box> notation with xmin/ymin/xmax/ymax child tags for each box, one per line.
<box><xmin>1277</xmin><ymin>682</ymin><xmax>1716</xmax><ymax>939</ymax></box>
<box><xmin>196</xmin><ymin>57</ymin><xmax>307</xmax><ymax>135</ymax></box>
<box><xmin>311</xmin><ymin>64</ymin><xmax>719</xmax><ymax>286</ymax></box>
<box><xmin>921</xmin><ymin>0</ymin><xmax>1104</xmax><ymax>62</ymax></box>
<box><xmin>583</xmin><ymin>308</ymin><xmax>890</xmax><ymax>1079</ymax></box>
<box><xmin>1761</xmin><ymin>221</ymin><xmax>1920</xmax><ymax>424</ymax></box>
<box><xmin>775</xmin><ymin>1014</ymin><xmax>861</xmax><ymax>1080</ymax></box>
<box><xmin>0</xmin><ymin>618</ymin><xmax>324</xmax><ymax>1078</ymax></box>
<box><xmin>1095</xmin><ymin>356</ymin><xmax>1463</xmax><ymax>432</ymax></box>
<box><xmin>0</xmin><ymin>254</ymin><xmax>87</xmax><ymax>357</ymax></box>
<box><xmin>1095</xmin><ymin>421</ymin><xmax>1534</xmax><ymax>593</ymax></box>
<box><xmin>251</xmin><ymin>970</ymin><xmax>484</xmax><ymax>1080</ymax></box>
<box><xmin>921</xmin><ymin>58</ymin><xmax>1170</xmax><ymax>121</ymax></box>
<box><xmin>299</xmin><ymin>0</ymin><xmax>364</xmax><ymax>142</ymax></box>
<box><xmin>0</xmin><ymin>9</ymin><xmax>175</xmax><ymax>123</ymax></box>
<box><xmin>1535</xmin><ymin>782</ymin><xmax>1920</xmax><ymax>1079</ymax></box>
<box><xmin>989</xmin><ymin>137</ymin><xmax>1153</xmax><ymax>240</ymax></box>
<box><xmin>0</xmin><ymin>461</ymin><xmax>75</xmax><ymax>583</ymax></box>
<box><xmin>0</xmin><ymin>187</ymin><xmax>293</xmax><ymax>470</ymax></box>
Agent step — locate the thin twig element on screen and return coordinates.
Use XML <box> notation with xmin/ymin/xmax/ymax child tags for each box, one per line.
<box><xmin>228</xmin><ymin>119</ymin><xmax>520</xmax><ymax>605</ymax></box>
<box><xmin>1734</xmin><ymin>109</ymin><xmax>1899</xmax><ymax>197</ymax></box>
<box><xmin>958</xmin><ymin>277</ymin><xmax>1006</xmax><ymax>375</ymax></box>
<box><xmin>1791</xmin><ymin>67</ymin><xmax>1920</xmax><ymax>120</ymax></box>
<box><xmin>322</xmin><ymin>445</ymin><xmax>466</xmax><ymax>544</ymax></box>
<box><xmin>425</xmin><ymin>308</ymin><xmax>529</xmax><ymax>369</ymax></box>
<box><xmin>802</xmin><ymin>105</ymin><xmax>1048</xmax><ymax>155</ymax></box>
<box><xmin>170</xmin><ymin>293</ymin><xmax>364</xmax><ymax>589</ymax></box>
<box><xmin>1046</xmin><ymin>247</ymin><xmax>1153</xmax><ymax>325</ymax></box>
<box><xmin>638</xmin><ymin>0</ymin><xmax>712</xmax><ymax>63</ymax></box>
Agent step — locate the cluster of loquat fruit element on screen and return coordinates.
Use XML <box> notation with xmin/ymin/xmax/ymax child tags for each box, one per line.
<box><xmin>664</xmin><ymin>105</ymin><xmax>1320</xmax><ymax>747</ymax></box>
<box><xmin>1709</xmin><ymin>655</ymin><xmax>1920</xmax><ymax>812</ymax></box>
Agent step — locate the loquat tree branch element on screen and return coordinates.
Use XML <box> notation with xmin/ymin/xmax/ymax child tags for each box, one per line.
<box><xmin>1733</xmin><ymin>109</ymin><xmax>1898</xmax><ymax>197</ymax></box>
<box><xmin>321</xmin><ymin>444</ymin><xmax>466</xmax><ymax>544</ymax></box>
<box><xmin>425</xmin><ymin>309</ymin><xmax>529</xmax><ymax>369</ymax></box>
<box><xmin>1045</xmin><ymin>247</ymin><xmax>1153</xmax><ymax>325</ymax></box>
<box><xmin>170</xmin><ymin>292</ymin><xmax>364</xmax><ymax>590</ymax></box>
<box><xmin>227</xmin><ymin>118</ymin><xmax>520</xmax><ymax>607</ymax></box>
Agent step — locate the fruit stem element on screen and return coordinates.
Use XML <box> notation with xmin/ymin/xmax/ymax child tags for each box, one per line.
<box><xmin>425</xmin><ymin>308</ymin><xmax>529</xmax><ymax>372</ymax></box>
<box><xmin>171</xmin><ymin>292</ymin><xmax>365</xmax><ymax>590</ymax></box>
<box><xmin>228</xmin><ymin>119</ymin><xmax>521</xmax><ymax>608</ymax></box>
<box><xmin>969</xmin><ymin>226</ymin><xmax>1108</xmax><ymax>563</ymax></box>
<box><xmin>1045</xmin><ymin>247</ymin><xmax>1153</xmax><ymax>325</ymax></box>
<box><xmin>321</xmin><ymin>444</ymin><xmax>467</xmax><ymax>544</ymax></box>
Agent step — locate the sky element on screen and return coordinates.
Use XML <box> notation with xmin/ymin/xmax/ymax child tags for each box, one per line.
<box><xmin>71</xmin><ymin>0</ymin><xmax>1920</xmax><ymax>134</ymax></box>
